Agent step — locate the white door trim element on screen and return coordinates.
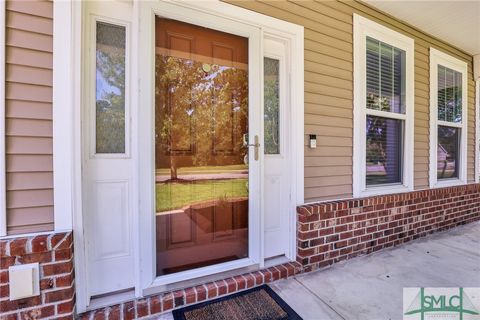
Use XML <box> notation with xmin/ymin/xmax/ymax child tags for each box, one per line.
<box><xmin>52</xmin><ymin>0</ymin><xmax>303</xmax><ymax>312</ymax></box>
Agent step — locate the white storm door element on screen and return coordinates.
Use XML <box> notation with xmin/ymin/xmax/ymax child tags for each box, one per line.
<box><xmin>263</xmin><ymin>38</ymin><xmax>290</xmax><ymax>259</ymax></box>
<box><xmin>83</xmin><ymin>14</ymin><xmax>134</xmax><ymax>298</ymax></box>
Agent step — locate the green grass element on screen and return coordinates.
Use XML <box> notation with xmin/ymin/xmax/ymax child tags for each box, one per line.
<box><xmin>156</xmin><ymin>178</ymin><xmax>248</xmax><ymax>212</ymax></box>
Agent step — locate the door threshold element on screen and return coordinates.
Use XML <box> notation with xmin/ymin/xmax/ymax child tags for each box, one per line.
<box><xmin>264</xmin><ymin>255</ymin><xmax>291</xmax><ymax>268</ymax></box>
<box><xmin>87</xmin><ymin>288</ymin><xmax>136</xmax><ymax>311</ymax></box>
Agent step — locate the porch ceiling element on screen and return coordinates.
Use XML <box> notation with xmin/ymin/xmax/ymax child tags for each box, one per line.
<box><xmin>364</xmin><ymin>1</ymin><xmax>480</xmax><ymax>55</ymax></box>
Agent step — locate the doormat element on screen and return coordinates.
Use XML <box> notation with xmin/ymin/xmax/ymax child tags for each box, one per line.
<box><xmin>172</xmin><ymin>285</ymin><xmax>302</xmax><ymax>320</ymax></box>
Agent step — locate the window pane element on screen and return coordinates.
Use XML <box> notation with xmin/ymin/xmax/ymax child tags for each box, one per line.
<box><xmin>437</xmin><ymin>65</ymin><xmax>462</xmax><ymax>123</ymax></box>
<box><xmin>437</xmin><ymin>126</ymin><xmax>459</xmax><ymax>179</ymax></box>
<box><xmin>366</xmin><ymin>37</ymin><xmax>406</xmax><ymax>114</ymax></box>
<box><xmin>95</xmin><ymin>22</ymin><xmax>126</xmax><ymax>154</ymax></box>
<box><xmin>366</xmin><ymin>116</ymin><xmax>403</xmax><ymax>185</ymax></box>
<box><xmin>264</xmin><ymin>57</ymin><xmax>280</xmax><ymax>155</ymax></box>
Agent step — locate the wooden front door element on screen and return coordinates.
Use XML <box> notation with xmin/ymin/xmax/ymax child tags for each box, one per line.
<box><xmin>154</xmin><ymin>18</ymin><xmax>250</xmax><ymax>276</ymax></box>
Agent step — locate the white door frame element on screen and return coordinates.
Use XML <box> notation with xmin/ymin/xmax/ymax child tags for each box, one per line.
<box><xmin>53</xmin><ymin>0</ymin><xmax>304</xmax><ymax>312</ymax></box>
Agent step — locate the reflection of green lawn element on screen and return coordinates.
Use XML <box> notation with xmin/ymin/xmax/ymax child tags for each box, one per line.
<box><xmin>156</xmin><ymin>165</ymin><xmax>247</xmax><ymax>176</ymax></box>
<box><xmin>156</xmin><ymin>178</ymin><xmax>248</xmax><ymax>212</ymax></box>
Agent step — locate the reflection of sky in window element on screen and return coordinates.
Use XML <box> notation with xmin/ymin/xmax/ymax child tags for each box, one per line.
<box><xmin>96</xmin><ymin>68</ymin><xmax>121</xmax><ymax>105</ymax></box>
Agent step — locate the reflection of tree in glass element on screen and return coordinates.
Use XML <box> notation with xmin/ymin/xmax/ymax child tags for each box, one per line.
<box><xmin>155</xmin><ymin>55</ymin><xmax>248</xmax><ymax>180</ymax></box>
<box><xmin>264</xmin><ymin>58</ymin><xmax>280</xmax><ymax>155</ymax></box>
<box><xmin>96</xmin><ymin>40</ymin><xmax>125</xmax><ymax>153</ymax></box>
<box><xmin>366</xmin><ymin>96</ymin><xmax>390</xmax><ymax>165</ymax></box>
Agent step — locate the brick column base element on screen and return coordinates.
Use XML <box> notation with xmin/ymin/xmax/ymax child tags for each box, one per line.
<box><xmin>0</xmin><ymin>232</ymin><xmax>75</xmax><ymax>319</ymax></box>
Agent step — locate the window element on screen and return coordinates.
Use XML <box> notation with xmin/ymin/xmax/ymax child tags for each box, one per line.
<box><xmin>264</xmin><ymin>57</ymin><xmax>280</xmax><ymax>154</ymax></box>
<box><xmin>429</xmin><ymin>48</ymin><xmax>468</xmax><ymax>187</ymax></box>
<box><xmin>353</xmin><ymin>15</ymin><xmax>414</xmax><ymax>197</ymax></box>
<box><xmin>95</xmin><ymin>21</ymin><xmax>127</xmax><ymax>154</ymax></box>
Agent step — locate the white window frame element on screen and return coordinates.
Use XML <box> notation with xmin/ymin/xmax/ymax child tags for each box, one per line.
<box><xmin>353</xmin><ymin>14</ymin><xmax>415</xmax><ymax>198</ymax></box>
<box><xmin>429</xmin><ymin>48</ymin><xmax>468</xmax><ymax>188</ymax></box>
<box><xmin>475</xmin><ymin>80</ymin><xmax>480</xmax><ymax>183</ymax></box>
<box><xmin>0</xmin><ymin>0</ymin><xmax>6</xmax><ymax>236</ymax></box>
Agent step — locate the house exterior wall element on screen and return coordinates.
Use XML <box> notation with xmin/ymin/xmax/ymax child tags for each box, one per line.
<box><xmin>2</xmin><ymin>0</ymin><xmax>477</xmax><ymax>233</ymax></box>
<box><xmin>227</xmin><ymin>0</ymin><xmax>477</xmax><ymax>202</ymax></box>
<box><xmin>4</xmin><ymin>0</ymin><xmax>54</xmax><ymax>235</ymax></box>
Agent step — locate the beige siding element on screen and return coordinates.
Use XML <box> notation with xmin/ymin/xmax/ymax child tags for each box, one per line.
<box><xmin>227</xmin><ymin>0</ymin><xmax>477</xmax><ymax>202</ymax></box>
<box><xmin>5</xmin><ymin>0</ymin><xmax>53</xmax><ymax>234</ymax></box>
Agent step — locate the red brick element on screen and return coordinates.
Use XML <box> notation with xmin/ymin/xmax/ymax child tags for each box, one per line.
<box><xmin>184</xmin><ymin>287</ymin><xmax>196</xmax><ymax>304</ymax></box>
<box><xmin>1</xmin><ymin>257</ymin><xmax>16</xmax><ymax>270</ymax></box>
<box><xmin>31</xmin><ymin>235</ymin><xmax>48</xmax><ymax>253</ymax></box>
<box><xmin>252</xmin><ymin>271</ymin><xmax>263</xmax><ymax>285</ymax></box>
<box><xmin>42</xmin><ymin>260</ymin><xmax>73</xmax><ymax>276</ymax></box>
<box><xmin>0</xmin><ymin>284</ymin><xmax>9</xmax><ymax>298</ymax></box>
<box><xmin>150</xmin><ymin>297</ymin><xmax>161</xmax><ymax>315</ymax></box>
<box><xmin>57</xmin><ymin>300</ymin><xmax>75</xmax><ymax>314</ymax></box>
<box><xmin>40</xmin><ymin>278</ymin><xmax>54</xmax><ymax>290</ymax></box>
<box><xmin>215</xmin><ymin>280</ymin><xmax>227</xmax><ymax>296</ymax></box>
<box><xmin>0</xmin><ymin>295</ymin><xmax>41</xmax><ymax>312</ymax></box>
<box><xmin>0</xmin><ymin>313</ymin><xmax>17</xmax><ymax>320</ymax></box>
<box><xmin>56</xmin><ymin>274</ymin><xmax>74</xmax><ymax>287</ymax></box>
<box><xmin>243</xmin><ymin>274</ymin><xmax>255</xmax><ymax>288</ymax></box>
<box><xmin>0</xmin><ymin>270</ymin><xmax>8</xmax><ymax>284</ymax></box>
<box><xmin>173</xmin><ymin>290</ymin><xmax>184</xmax><ymax>307</ymax></box>
<box><xmin>225</xmin><ymin>278</ymin><xmax>236</xmax><ymax>293</ymax></box>
<box><xmin>20</xmin><ymin>305</ymin><xmax>55</xmax><ymax>319</ymax></box>
<box><xmin>44</xmin><ymin>286</ymin><xmax>74</xmax><ymax>303</ymax></box>
<box><xmin>205</xmin><ymin>283</ymin><xmax>217</xmax><ymax>299</ymax></box>
<box><xmin>162</xmin><ymin>293</ymin><xmax>174</xmax><ymax>311</ymax></box>
<box><xmin>123</xmin><ymin>301</ymin><xmax>135</xmax><ymax>320</ymax></box>
<box><xmin>136</xmin><ymin>298</ymin><xmax>149</xmax><ymax>317</ymax></box>
<box><xmin>260</xmin><ymin>270</ymin><xmax>272</xmax><ymax>283</ymax></box>
<box><xmin>195</xmin><ymin>285</ymin><xmax>207</xmax><ymax>301</ymax></box>
<box><xmin>233</xmin><ymin>275</ymin><xmax>246</xmax><ymax>290</ymax></box>
<box><xmin>9</xmin><ymin>238</ymin><xmax>27</xmax><ymax>256</ymax></box>
<box><xmin>55</xmin><ymin>248</ymin><xmax>73</xmax><ymax>261</ymax></box>
<box><xmin>18</xmin><ymin>252</ymin><xmax>52</xmax><ymax>264</ymax></box>
<box><xmin>93</xmin><ymin>310</ymin><xmax>106</xmax><ymax>320</ymax></box>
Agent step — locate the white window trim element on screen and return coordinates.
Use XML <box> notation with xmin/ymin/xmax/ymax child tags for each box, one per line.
<box><xmin>476</xmin><ymin>80</ymin><xmax>480</xmax><ymax>183</ymax></box>
<box><xmin>0</xmin><ymin>0</ymin><xmax>6</xmax><ymax>237</ymax></box>
<box><xmin>353</xmin><ymin>14</ymin><xmax>415</xmax><ymax>198</ymax></box>
<box><xmin>429</xmin><ymin>48</ymin><xmax>468</xmax><ymax>188</ymax></box>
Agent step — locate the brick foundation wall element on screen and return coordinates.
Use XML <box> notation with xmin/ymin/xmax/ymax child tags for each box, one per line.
<box><xmin>0</xmin><ymin>232</ymin><xmax>75</xmax><ymax>319</ymax></box>
<box><xmin>297</xmin><ymin>184</ymin><xmax>480</xmax><ymax>272</ymax></box>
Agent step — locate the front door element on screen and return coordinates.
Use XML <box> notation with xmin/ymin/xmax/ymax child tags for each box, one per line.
<box><xmin>154</xmin><ymin>18</ymin><xmax>253</xmax><ymax>276</ymax></box>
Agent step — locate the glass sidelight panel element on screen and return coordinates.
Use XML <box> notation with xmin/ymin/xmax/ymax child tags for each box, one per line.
<box><xmin>437</xmin><ymin>126</ymin><xmax>460</xmax><ymax>179</ymax></box>
<box><xmin>264</xmin><ymin>57</ymin><xmax>280</xmax><ymax>155</ymax></box>
<box><xmin>154</xmin><ymin>18</ymin><xmax>249</xmax><ymax>276</ymax></box>
<box><xmin>95</xmin><ymin>22</ymin><xmax>126</xmax><ymax>154</ymax></box>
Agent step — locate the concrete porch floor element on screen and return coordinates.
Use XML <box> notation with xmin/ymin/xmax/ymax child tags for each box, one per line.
<box><xmin>271</xmin><ymin>221</ymin><xmax>480</xmax><ymax>320</ymax></box>
<box><xmin>157</xmin><ymin>221</ymin><xmax>480</xmax><ymax>320</ymax></box>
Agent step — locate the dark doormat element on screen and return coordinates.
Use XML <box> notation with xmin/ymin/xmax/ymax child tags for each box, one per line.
<box><xmin>172</xmin><ymin>285</ymin><xmax>302</xmax><ymax>320</ymax></box>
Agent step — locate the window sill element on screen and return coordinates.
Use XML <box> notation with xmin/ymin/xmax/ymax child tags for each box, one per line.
<box><xmin>431</xmin><ymin>178</ymin><xmax>467</xmax><ymax>189</ymax></box>
<box><xmin>356</xmin><ymin>183</ymin><xmax>412</xmax><ymax>198</ymax></box>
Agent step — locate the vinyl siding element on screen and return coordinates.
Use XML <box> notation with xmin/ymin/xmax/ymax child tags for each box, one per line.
<box><xmin>5</xmin><ymin>0</ymin><xmax>53</xmax><ymax>234</ymax></box>
<box><xmin>227</xmin><ymin>0</ymin><xmax>477</xmax><ymax>202</ymax></box>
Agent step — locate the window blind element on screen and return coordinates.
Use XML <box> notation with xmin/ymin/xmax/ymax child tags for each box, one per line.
<box><xmin>366</xmin><ymin>37</ymin><xmax>406</xmax><ymax>114</ymax></box>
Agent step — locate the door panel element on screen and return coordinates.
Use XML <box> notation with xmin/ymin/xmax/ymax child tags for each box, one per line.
<box><xmin>264</xmin><ymin>40</ymin><xmax>290</xmax><ymax>259</ymax></box>
<box><xmin>84</xmin><ymin>19</ymin><xmax>134</xmax><ymax>297</ymax></box>
<box><xmin>155</xmin><ymin>18</ymin><xmax>249</xmax><ymax>276</ymax></box>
